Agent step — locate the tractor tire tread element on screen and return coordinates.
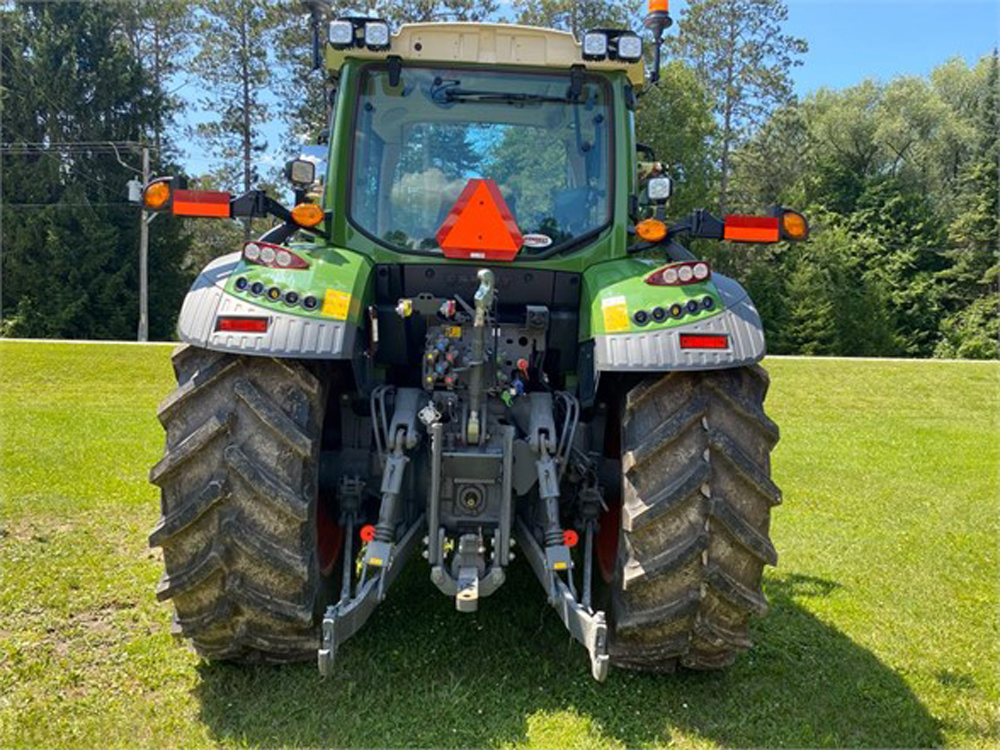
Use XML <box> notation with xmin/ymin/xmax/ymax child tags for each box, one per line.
<box><xmin>610</xmin><ymin>366</ymin><xmax>779</xmax><ymax>672</ymax></box>
<box><xmin>150</xmin><ymin>347</ymin><xmax>325</xmax><ymax>663</ymax></box>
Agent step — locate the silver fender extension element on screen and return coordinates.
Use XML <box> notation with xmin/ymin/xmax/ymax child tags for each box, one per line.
<box><xmin>175</xmin><ymin>252</ymin><xmax>356</xmax><ymax>359</ymax></box>
<box><xmin>593</xmin><ymin>274</ymin><xmax>766</xmax><ymax>372</ymax></box>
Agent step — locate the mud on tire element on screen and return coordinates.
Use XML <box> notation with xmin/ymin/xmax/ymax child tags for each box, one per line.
<box><xmin>610</xmin><ymin>365</ymin><xmax>781</xmax><ymax>671</ymax></box>
<box><xmin>149</xmin><ymin>345</ymin><xmax>327</xmax><ymax>662</ymax></box>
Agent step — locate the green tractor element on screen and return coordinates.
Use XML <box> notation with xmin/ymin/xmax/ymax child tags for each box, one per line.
<box><xmin>146</xmin><ymin>1</ymin><xmax>807</xmax><ymax>681</ymax></box>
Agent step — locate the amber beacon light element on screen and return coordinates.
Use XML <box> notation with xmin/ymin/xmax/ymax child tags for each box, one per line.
<box><xmin>645</xmin><ymin>0</ymin><xmax>673</xmax><ymax>85</ymax></box>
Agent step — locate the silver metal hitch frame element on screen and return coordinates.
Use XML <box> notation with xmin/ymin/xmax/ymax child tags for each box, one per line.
<box><xmin>318</xmin><ymin>514</ymin><xmax>425</xmax><ymax>677</ymax></box>
<box><xmin>515</xmin><ymin>517</ymin><xmax>610</xmax><ymax>682</ymax></box>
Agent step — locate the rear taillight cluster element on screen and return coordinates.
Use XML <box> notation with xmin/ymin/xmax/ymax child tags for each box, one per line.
<box><xmin>644</xmin><ymin>261</ymin><xmax>711</xmax><ymax>287</ymax></box>
<box><xmin>243</xmin><ymin>241</ymin><xmax>309</xmax><ymax>270</ymax></box>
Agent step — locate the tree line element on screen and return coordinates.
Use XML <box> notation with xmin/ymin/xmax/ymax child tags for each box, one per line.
<box><xmin>1</xmin><ymin>0</ymin><xmax>996</xmax><ymax>358</ymax></box>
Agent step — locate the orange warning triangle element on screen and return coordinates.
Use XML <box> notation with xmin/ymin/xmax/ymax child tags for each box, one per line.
<box><xmin>436</xmin><ymin>179</ymin><xmax>524</xmax><ymax>261</ymax></box>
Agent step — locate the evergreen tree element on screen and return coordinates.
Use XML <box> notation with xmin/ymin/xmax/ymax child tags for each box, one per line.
<box><xmin>188</xmin><ymin>0</ymin><xmax>284</xmax><ymax>240</ymax></box>
<box><xmin>0</xmin><ymin>1</ymin><xmax>192</xmax><ymax>340</ymax></box>
<box><xmin>935</xmin><ymin>52</ymin><xmax>999</xmax><ymax>359</ymax></box>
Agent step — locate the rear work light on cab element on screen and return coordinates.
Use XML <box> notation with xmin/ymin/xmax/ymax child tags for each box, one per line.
<box><xmin>243</xmin><ymin>242</ymin><xmax>310</xmax><ymax>270</ymax></box>
<box><xmin>679</xmin><ymin>334</ymin><xmax>729</xmax><ymax>350</ymax></box>
<box><xmin>645</xmin><ymin>261</ymin><xmax>711</xmax><ymax>287</ymax></box>
<box><xmin>328</xmin><ymin>17</ymin><xmax>391</xmax><ymax>51</ymax></box>
<box><xmin>581</xmin><ymin>29</ymin><xmax>643</xmax><ymax>62</ymax></box>
<box><xmin>215</xmin><ymin>316</ymin><xmax>269</xmax><ymax>334</ymax></box>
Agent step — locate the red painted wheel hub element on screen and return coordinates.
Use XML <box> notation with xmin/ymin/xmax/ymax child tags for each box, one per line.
<box><xmin>596</xmin><ymin>499</ymin><xmax>621</xmax><ymax>584</ymax></box>
<box><xmin>316</xmin><ymin>500</ymin><xmax>344</xmax><ymax>576</ymax></box>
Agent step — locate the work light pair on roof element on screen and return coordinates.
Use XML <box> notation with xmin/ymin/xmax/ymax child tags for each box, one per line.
<box><xmin>328</xmin><ymin>17</ymin><xmax>391</xmax><ymax>51</ymax></box>
<box><xmin>581</xmin><ymin>30</ymin><xmax>644</xmax><ymax>63</ymax></box>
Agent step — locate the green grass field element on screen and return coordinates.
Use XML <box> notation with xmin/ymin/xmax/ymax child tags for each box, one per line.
<box><xmin>0</xmin><ymin>341</ymin><xmax>996</xmax><ymax>749</ymax></box>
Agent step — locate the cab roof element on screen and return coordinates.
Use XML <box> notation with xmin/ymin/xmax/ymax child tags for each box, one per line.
<box><xmin>325</xmin><ymin>22</ymin><xmax>646</xmax><ymax>87</ymax></box>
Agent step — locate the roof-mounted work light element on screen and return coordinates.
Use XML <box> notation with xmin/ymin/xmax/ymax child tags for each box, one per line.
<box><xmin>582</xmin><ymin>29</ymin><xmax>644</xmax><ymax>63</ymax></box>
<box><xmin>363</xmin><ymin>20</ymin><xmax>390</xmax><ymax>50</ymax></box>
<box><xmin>616</xmin><ymin>33</ymin><xmax>643</xmax><ymax>62</ymax></box>
<box><xmin>328</xmin><ymin>16</ymin><xmax>392</xmax><ymax>51</ymax></box>
<box><xmin>328</xmin><ymin>19</ymin><xmax>355</xmax><ymax>48</ymax></box>
<box><xmin>582</xmin><ymin>32</ymin><xmax>609</xmax><ymax>60</ymax></box>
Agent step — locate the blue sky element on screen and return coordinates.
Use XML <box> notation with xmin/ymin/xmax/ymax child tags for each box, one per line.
<box><xmin>178</xmin><ymin>0</ymin><xmax>999</xmax><ymax>176</ymax></box>
<box><xmin>764</xmin><ymin>0</ymin><xmax>998</xmax><ymax>94</ymax></box>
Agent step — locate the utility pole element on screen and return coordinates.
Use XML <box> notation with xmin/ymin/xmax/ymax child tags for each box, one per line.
<box><xmin>138</xmin><ymin>146</ymin><xmax>150</xmax><ymax>342</ymax></box>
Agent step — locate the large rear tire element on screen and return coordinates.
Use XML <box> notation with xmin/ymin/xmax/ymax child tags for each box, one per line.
<box><xmin>609</xmin><ymin>365</ymin><xmax>781</xmax><ymax>671</ymax></box>
<box><xmin>149</xmin><ymin>345</ymin><xmax>328</xmax><ymax>662</ymax></box>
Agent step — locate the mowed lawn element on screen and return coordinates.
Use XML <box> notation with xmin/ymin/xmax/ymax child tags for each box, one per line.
<box><xmin>0</xmin><ymin>340</ymin><xmax>996</xmax><ymax>749</ymax></box>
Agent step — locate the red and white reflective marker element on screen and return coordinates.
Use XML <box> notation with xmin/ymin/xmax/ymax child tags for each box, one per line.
<box><xmin>723</xmin><ymin>215</ymin><xmax>780</xmax><ymax>243</ymax></box>
<box><xmin>435</xmin><ymin>179</ymin><xmax>524</xmax><ymax>262</ymax></box>
<box><xmin>172</xmin><ymin>189</ymin><xmax>231</xmax><ymax>218</ymax></box>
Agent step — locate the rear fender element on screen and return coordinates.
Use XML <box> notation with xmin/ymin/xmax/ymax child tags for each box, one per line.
<box><xmin>176</xmin><ymin>247</ymin><xmax>372</xmax><ymax>359</ymax></box>
<box><xmin>580</xmin><ymin>259</ymin><xmax>766</xmax><ymax>372</ymax></box>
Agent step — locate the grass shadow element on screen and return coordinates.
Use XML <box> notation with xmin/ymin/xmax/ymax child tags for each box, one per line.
<box><xmin>192</xmin><ymin>565</ymin><xmax>943</xmax><ymax>748</ymax></box>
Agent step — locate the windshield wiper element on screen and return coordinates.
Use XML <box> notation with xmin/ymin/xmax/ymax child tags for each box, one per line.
<box><xmin>432</xmin><ymin>87</ymin><xmax>573</xmax><ymax>107</ymax></box>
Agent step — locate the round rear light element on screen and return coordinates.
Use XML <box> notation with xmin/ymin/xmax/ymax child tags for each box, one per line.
<box><xmin>267</xmin><ymin>286</ymin><xmax>282</xmax><ymax>301</ymax></box>
<box><xmin>303</xmin><ymin>296</ymin><xmax>319</xmax><ymax>310</ymax></box>
<box><xmin>693</xmin><ymin>263</ymin><xmax>709</xmax><ymax>280</ymax></box>
<box><xmin>250</xmin><ymin>282</ymin><xmax>264</xmax><ymax>296</ymax></box>
<box><xmin>244</xmin><ymin>243</ymin><xmax>261</xmax><ymax>261</ymax></box>
<box><xmin>703</xmin><ymin>296</ymin><xmax>715</xmax><ymax>310</ymax></box>
<box><xmin>276</xmin><ymin>250</ymin><xmax>292</xmax><ymax>267</ymax></box>
<box><xmin>652</xmin><ymin>306</ymin><xmax>666</xmax><ymax>322</ymax></box>
<box><xmin>633</xmin><ymin>310</ymin><xmax>649</xmax><ymax>326</ymax></box>
<box><xmin>678</xmin><ymin>265</ymin><xmax>694</xmax><ymax>283</ymax></box>
<box><xmin>662</xmin><ymin>267</ymin><xmax>679</xmax><ymax>285</ymax></box>
<box><xmin>687</xmin><ymin>300</ymin><xmax>700</xmax><ymax>314</ymax></box>
<box><xmin>260</xmin><ymin>246</ymin><xmax>276</xmax><ymax>264</ymax></box>
<box><xmin>670</xmin><ymin>304</ymin><xmax>684</xmax><ymax>318</ymax></box>
<box><xmin>234</xmin><ymin>277</ymin><xmax>248</xmax><ymax>291</ymax></box>
<box><xmin>284</xmin><ymin>291</ymin><xmax>300</xmax><ymax>306</ymax></box>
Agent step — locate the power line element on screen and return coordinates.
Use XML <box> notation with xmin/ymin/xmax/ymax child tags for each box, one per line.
<box><xmin>1</xmin><ymin>141</ymin><xmax>151</xmax><ymax>149</ymax></box>
<box><xmin>1</xmin><ymin>128</ymin><xmax>135</xmax><ymax>194</ymax></box>
<box><xmin>3</xmin><ymin>203</ymin><xmax>139</xmax><ymax>208</ymax></box>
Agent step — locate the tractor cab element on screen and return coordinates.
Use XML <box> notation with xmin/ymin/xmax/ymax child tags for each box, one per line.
<box><xmin>320</xmin><ymin>21</ymin><xmax>644</xmax><ymax>264</ymax></box>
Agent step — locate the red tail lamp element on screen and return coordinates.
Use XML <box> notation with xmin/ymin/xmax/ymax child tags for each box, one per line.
<box><xmin>645</xmin><ymin>261</ymin><xmax>711</xmax><ymax>286</ymax></box>
<box><xmin>679</xmin><ymin>334</ymin><xmax>729</xmax><ymax>350</ymax></box>
<box><xmin>215</xmin><ymin>316</ymin><xmax>269</xmax><ymax>334</ymax></box>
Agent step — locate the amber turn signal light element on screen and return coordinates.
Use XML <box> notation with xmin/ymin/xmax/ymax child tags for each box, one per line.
<box><xmin>636</xmin><ymin>218</ymin><xmax>668</xmax><ymax>242</ymax></box>
<box><xmin>143</xmin><ymin>180</ymin><xmax>172</xmax><ymax>210</ymax></box>
<box><xmin>780</xmin><ymin>209</ymin><xmax>809</xmax><ymax>241</ymax></box>
<box><xmin>292</xmin><ymin>203</ymin><xmax>325</xmax><ymax>228</ymax></box>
